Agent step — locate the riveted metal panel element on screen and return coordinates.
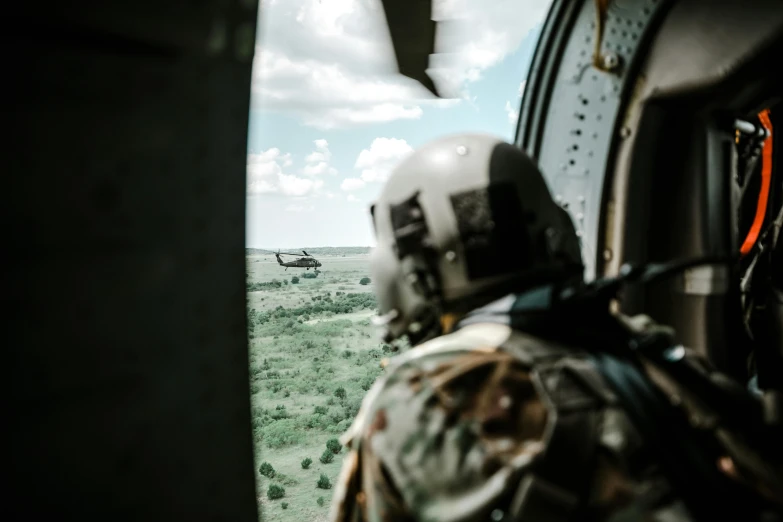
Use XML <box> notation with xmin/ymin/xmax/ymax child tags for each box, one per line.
<box><xmin>532</xmin><ymin>0</ymin><xmax>671</xmax><ymax>280</ymax></box>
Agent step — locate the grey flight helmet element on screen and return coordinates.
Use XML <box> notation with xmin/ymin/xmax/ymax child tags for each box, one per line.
<box><xmin>369</xmin><ymin>133</ymin><xmax>584</xmax><ymax>345</ymax></box>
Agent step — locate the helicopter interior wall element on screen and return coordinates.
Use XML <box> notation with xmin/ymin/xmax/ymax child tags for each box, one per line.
<box><xmin>604</xmin><ymin>0</ymin><xmax>783</xmax><ymax>376</ymax></box>
<box><xmin>8</xmin><ymin>2</ymin><xmax>260</xmax><ymax>521</ymax></box>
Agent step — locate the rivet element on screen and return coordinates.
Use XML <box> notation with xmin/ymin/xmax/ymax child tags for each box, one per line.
<box><xmin>664</xmin><ymin>345</ymin><xmax>686</xmax><ymax>362</ymax></box>
<box><xmin>603</xmin><ymin>248</ymin><xmax>613</xmax><ymax>261</ymax></box>
<box><xmin>445</xmin><ymin>251</ymin><xmax>457</xmax><ymax>262</ymax></box>
<box><xmin>499</xmin><ymin>395</ymin><xmax>512</xmax><ymax>409</ymax></box>
<box><xmin>577</xmin><ymin>213</ymin><xmax>585</xmax><ymax>220</ymax></box>
<box><xmin>620</xmin><ymin>127</ymin><xmax>632</xmax><ymax>138</ymax></box>
<box><xmin>456</xmin><ymin>145</ymin><xmax>468</xmax><ymax>155</ymax></box>
<box><xmin>602</xmin><ymin>52</ymin><xmax>620</xmax><ymax>71</ymax></box>
<box><xmin>555</xmin><ymin>194</ymin><xmax>563</xmax><ymax>202</ymax></box>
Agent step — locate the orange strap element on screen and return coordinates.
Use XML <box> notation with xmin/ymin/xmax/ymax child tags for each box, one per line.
<box><xmin>740</xmin><ymin>109</ymin><xmax>773</xmax><ymax>256</ymax></box>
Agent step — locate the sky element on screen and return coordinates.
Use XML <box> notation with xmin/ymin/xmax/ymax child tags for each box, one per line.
<box><xmin>246</xmin><ymin>0</ymin><xmax>554</xmax><ymax>249</ymax></box>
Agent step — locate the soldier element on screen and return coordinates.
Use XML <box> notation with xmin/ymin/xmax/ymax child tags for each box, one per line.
<box><xmin>329</xmin><ymin>133</ymin><xmax>783</xmax><ymax>522</ymax></box>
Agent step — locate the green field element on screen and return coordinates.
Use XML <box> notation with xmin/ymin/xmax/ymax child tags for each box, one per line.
<box><xmin>246</xmin><ymin>249</ymin><xmax>385</xmax><ymax>522</ymax></box>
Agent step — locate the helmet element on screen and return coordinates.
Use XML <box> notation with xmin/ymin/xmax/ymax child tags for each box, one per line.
<box><xmin>368</xmin><ymin>133</ymin><xmax>584</xmax><ymax>344</ymax></box>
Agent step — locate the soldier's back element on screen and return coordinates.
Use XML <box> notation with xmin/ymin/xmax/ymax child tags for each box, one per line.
<box><xmin>330</xmin><ymin>321</ymin><xmax>692</xmax><ymax>522</ymax></box>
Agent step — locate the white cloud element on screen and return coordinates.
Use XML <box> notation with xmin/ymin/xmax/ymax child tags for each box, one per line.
<box><xmin>247</xmin><ymin>148</ymin><xmax>324</xmax><ymax>197</ymax></box>
<box><xmin>341</xmin><ymin>178</ymin><xmax>366</xmax><ymax>191</ymax></box>
<box><xmin>347</xmin><ymin>194</ymin><xmax>360</xmax><ymax>202</ymax></box>
<box><xmin>253</xmin><ymin>0</ymin><xmax>552</xmax><ymax>128</ymax></box>
<box><xmin>354</xmin><ymin>138</ymin><xmax>414</xmax><ymax>183</ymax></box>
<box><xmin>302</xmin><ymin>139</ymin><xmax>338</xmax><ymax>176</ymax></box>
<box><xmin>505</xmin><ymin>100</ymin><xmax>518</xmax><ymax>124</ymax></box>
<box><xmin>504</xmin><ymin>80</ymin><xmax>527</xmax><ymax>124</ymax></box>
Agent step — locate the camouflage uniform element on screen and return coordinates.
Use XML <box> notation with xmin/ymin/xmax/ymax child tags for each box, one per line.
<box><xmin>329</xmin><ymin>319</ymin><xmax>694</xmax><ymax>522</ymax></box>
<box><xmin>332</xmin><ymin>133</ymin><xmax>783</xmax><ymax>522</ymax></box>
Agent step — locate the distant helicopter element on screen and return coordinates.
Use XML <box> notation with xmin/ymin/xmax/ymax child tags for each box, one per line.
<box><xmin>270</xmin><ymin>250</ymin><xmax>322</xmax><ymax>271</ymax></box>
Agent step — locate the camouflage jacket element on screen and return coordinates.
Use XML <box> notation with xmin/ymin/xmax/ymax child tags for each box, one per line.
<box><xmin>328</xmin><ymin>317</ymin><xmax>700</xmax><ymax>522</ymax></box>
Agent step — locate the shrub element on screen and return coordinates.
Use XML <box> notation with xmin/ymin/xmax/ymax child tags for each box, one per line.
<box><xmin>317</xmin><ymin>496</ymin><xmax>325</xmax><ymax>506</ymax></box>
<box><xmin>267</xmin><ymin>484</ymin><xmax>285</xmax><ymax>500</ymax></box>
<box><xmin>282</xmin><ymin>502</ymin><xmax>289</xmax><ymax>509</ymax></box>
<box><xmin>360</xmin><ymin>277</ymin><xmax>371</xmax><ymax>285</ymax></box>
<box><xmin>314</xmin><ymin>405</ymin><xmax>328</xmax><ymax>415</ymax></box>
<box><xmin>301</xmin><ymin>457</ymin><xmax>312</xmax><ymax>469</ymax></box>
<box><xmin>259</xmin><ymin>462</ymin><xmax>275</xmax><ymax>478</ymax></box>
<box><xmin>327</xmin><ymin>438</ymin><xmax>342</xmax><ymax>454</ymax></box>
<box><xmin>291</xmin><ymin>276</ymin><xmax>299</xmax><ymax>284</ymax></box>
<box><xmin>262</xmin><ymin>419</ymin><xmax>304</xmax><ymax>448</ymax></box>
<box><xmin>334</xmin><ymin>387</ymin><xmax>347</xmax><ymax>400</ymax></box>
<box><xmin>320</xmin><ymin>449</ymin><xmax>334</xmax><ymax>464</ymax></box>
<box><xmin>317</xmin><ymin>474</ymin><xmax>332</xmax><ymax>489</ymax></box>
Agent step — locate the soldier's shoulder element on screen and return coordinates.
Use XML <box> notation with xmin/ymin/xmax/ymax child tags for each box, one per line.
<box><xmin>392</xmin><ymin>322</ymin><xmax>515</xmax><ymax>366</ymax></box>
<box><xmin>340</xmin><ymin>322</ymin><xmax>517</xmax><ymax>446</ymax></box>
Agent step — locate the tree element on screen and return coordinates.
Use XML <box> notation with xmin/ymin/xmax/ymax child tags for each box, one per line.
<box><xmin>334</xmin><ymin>386</ymin><xmax>346</xmax><ymax>400</ymax></box>
<box><xmin>291</xmin><ymin>276</ymin><xmax>300</xmax><ymax>284</ymax></box>
<box><xmin>282</xmin><ymin>502</ymin><xmax>289</xmax><ymax>509</ymax></box>
<box><xmin>267</xmin><ymin>484</ymin><xmax>285</xmax><ymax>500</ymax></box>
<box><xmin>259</xmin><ymin>462</ymin><xmax>275</xmax><ymax>478</ymax></box>
<box><xmin>317</xmin><ymin>474</ymin><xmax>332</xmax><ymax>489</ymax></box>
<box><xmin>301</xmin><ymin>457</ymin><xmax>312</xmax><ymax>469</ymax></box>
<box><xmin>360</xmin><ymin>277</ymin><xmax>371</xmax><ymax>285</ymax></box>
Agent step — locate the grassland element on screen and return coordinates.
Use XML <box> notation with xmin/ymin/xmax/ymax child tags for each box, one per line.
<box><xmin>246</xmin><ymin>250</ymin><xmax>385</xmax><ymax>522</ymax></box>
